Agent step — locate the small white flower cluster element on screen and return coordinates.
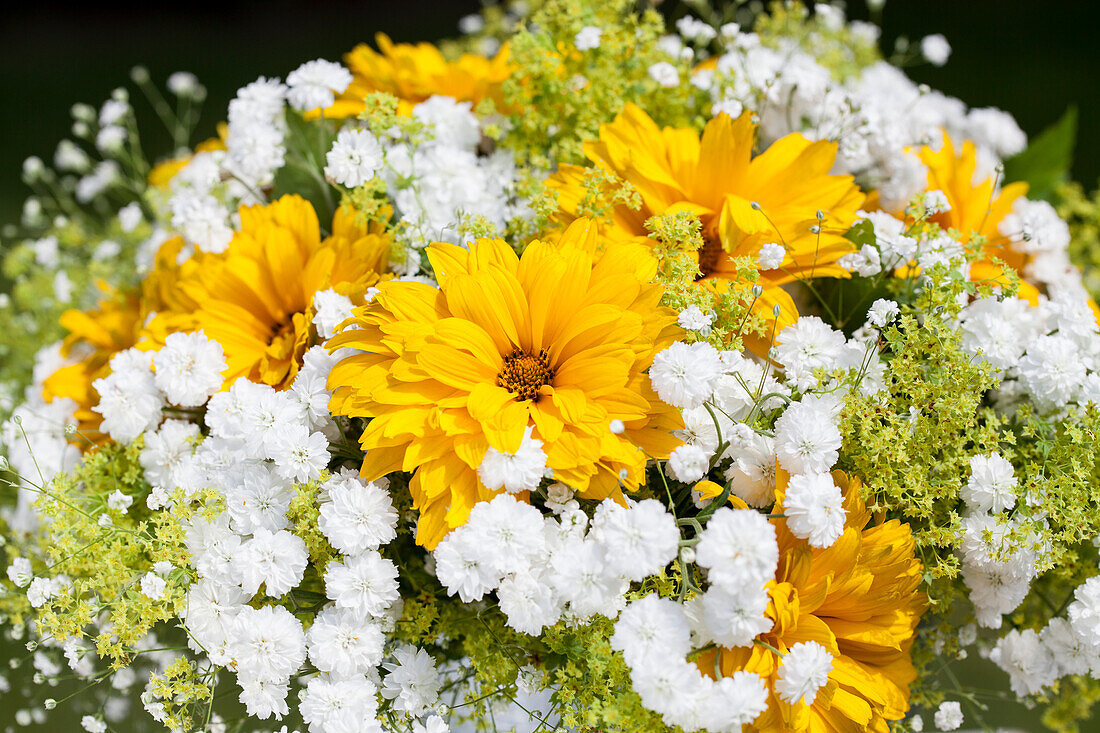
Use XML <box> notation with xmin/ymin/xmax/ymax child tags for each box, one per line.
<box><xmin>693</xmin><ymin>13</ymin><xmax>1024</xmax><ymax>210</ymax></box>
<box><xmin>377</xmin><ymin>95</ymin><xmax>528</xmax><ymax>259</ymax></box>
<box><xmin>651</xmin><ymin>334</ymin><xmax>859</xmax><ymax>550</ymax></box>
<box><xmin>434</xmin><ymin>493</ymin><xmax>678</xmax><ymax>634</ymax></box>
<box><xmin>956</xmin><ymin>455</ymin><xmax>1039</xmax><ymax>629</ymax></box>
<box><xmin>959</xmin><ymin>287</ymin><xmax>1100</xmax><ymax>415</ymax></box>
<box><xmin>987</xmin><ymin>575</ymin><xmax>1100</xmax><ymax>699</ymax></box>
<box><xmin>92</xmin><ymin>331</ymin><xmax>226</xmax><ymax>446</ymax></box>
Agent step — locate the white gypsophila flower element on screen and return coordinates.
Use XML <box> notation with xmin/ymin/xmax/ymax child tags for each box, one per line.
<box><xmin>920</xmin><ymin>34</ymin><xmax>952</xmax><ymax>66</ymax></box>
<box><xmin>223</xmin><ymin>462</ymin><xmax>294</xmax><ymax>534</ymax></box>
<box><xmin>666</xmin><ymin>442</ymin><xmax>711</xmax><ymax>483</ymax></box>
<box><xmin>677</xmin><ymin>15</ymin><xmax>717</xmax><ymax>43</ymax></box>
<box><xmin>774</xmin><ymin>316</ymin><xmax>846</xmax><ymax>391</ymax></box>
<box><xmin>921</xmin><ymin>189</ymin><xmax>951</xmax><ymax>215</ymax></box>
<box><xmin>53</xmin><ymin>269</ymin><xmax>74</xmax><ymax>303</ymax></box>
<box><xmin>182</xmin><ymin>578</ymin><xmax>250</xmax><ymax>662</ymax></box>
<box><xmin>773</xmin><ymin>400</ymin><xmax>842</xmax><ymax>475</ymax></box>
<box><xmin>95</xmin><ymin>125</ymin><xmax>126</xmax><ymax>154</ymax></box>
<box><xmin>139</xmin><ymin>419</ymin><xmax>199</xmax><ymax>490</ymax></box>
<box><xmin>1068</xmin><ymin>576</ymin><xmax>1100</xmax><ymax>648</ymax></box>
<box><xmin>318</xmin><ymin>473</ymin><xmax>398</xmax><ymax>555</ymax></box>
<box><xmin>1018</xmin><ymin>334</ymin><xmax>1086</xmax><ymax>410</ymax></box>
<box><xmin>991</xmin><ymin>628</ymin><xmax>1059</xmax><ymax>696</ymax></box>
<box><xmin>782</xmin><ymin>472</ymin><xmax>846</xmax><ymax>549</ymax></box>
<box><xmin>757</xmin><ymin>242</ymin><xmax>786</xmax><ymax>270</ymax></box>
<box><xmin>93</xmin><ymin>348</ymin><xmax>165</xmax><ymax>443</ymax></box>
<box><xmin>677</xmin><ymin>305</ymin><xmax>714</xmax><ymax>333</ymax></box>
<box><xmin>292</xmin><ymin>346</ymin><xmax>338</xmax><ymax>428</ymax></box>
<box><xmin>167</xmin><ymin>71</ymin><xmax>201</xmax><ymax>97</ymax></box>
<box><xmin>76</xmin><ymin>160</ymin><xmax>120</xmax><ymax>203</ymax></box>
<box><xmin>230</xmin><ymin>604</ymin><xmax>306</xmax><ymax>683</ymax></box>
<box><xmin>170</xmin><ymin>191</ymin><xmax>234</xmax><ymax>254</ymax></box>
<box><xmin>232</xmin><ymin>528</ymin><xmax>308</xmax><ymax>597</ymax></box>
<box><xmin>80</xmin><ymin>716</ymin><xmax>106</xmax><ymax>733</ymax></box>
<box><xmin>712</xmin><ymin>98</ymin><xmax>744</xmax><ymax>119</ymax></box>
<box><xmin>6</xmin><ymin>557</ymin><xmax>32</xmax><ymax>588</ymax></box>
<box><xmin>325</xmin><ymin>551</ymin><xmax>400</xmax><ymax>618</ymax></box>
<box><xmin>696</xmin><ymin>585</ymin><xmax>773</xmax><ymax>648</ymax></box>
<box><xmin>33</xmin><ymin>236</ymin><xmax>58</xmax><ymax>267</ymax></box>
<box><xmin>933</xmin><ymin>701</ymin><xmax>964</xmax><ymax>731</ymax></box>
<box><xmin>311</xmin><ymin>288</ymin><xmax>355</xmax><ymax>339</ymax></box>
<box><xmin>630</xmin><ymin>660</ymin><xmax>705</xmax><ymax>727</ymax></box>
<box><xmin>648</xmin><ymin>61</ymin><xmax>680</xmax><ymax>87</ymax></box>
<box><xmin>723</xmin><ymin>432</ymin><xmax>778</xmax><ymax>508</ymax></box>
<box><xmin>107</xmin><ymin>490</ymin><xmax>133</xmax><ymax>512</ymax></box>
<box><xmin>414</xmin><ymin>716</ymin><xmax>449</xmax><ymax>733</ymax></box>
<box><xmin>324</xmin><ymin>127</ymin><xmax>384</xmax><ymax>188</ymax></box>
<box><xmin>463</xmin><ymin>494</ymin><xmax>548</xmax><ymax>577</ymax></box>
<box><xmin>575</xmin><ymin>25</ymin><xmax>603</xmax><ymax>51</ymax></box>
<box><xmin>432</xmin><ymin>528</ymin><xmax>501</xmax><ymax>602</ymax></box>
<box><xmin>381</xmin><ymin>646</ymin><xmax>442</xmax><ymax>716</ymax></box>
<box><xmin>967</xmin><ymin>107</ymin><xmax>1027</xmax><ymax>159</ymax></box>
<box><xmin>650</xmin><ymin>341</ymin><xmax>724</xmax><ymax>409</ymax></box>
<box><xmin>99</xmin><ymin>98</ymin><xmax>129</xmax><ymax>126</ymax></box>
<box><xmin>152</xmin><ymin>330</ymin><xmax>226</xmax><ymax>407</ymax></box>
<box><xmin>306</xmin><ymin>606</ymin><xmax>386</xmax><ymax>677</ymax></box>
<box><xmin>237</xmin><ymin>678</ymin><xmax>290</xmax><ymax>720</ymax></box>
<box><xmin>814</xmin><ymin>3</ymin><xmax>844</xmax><ymax>31</ymax></box>
<box><xmin>269</xmin><ymin>425</ymin><xmax>329</xmax><ymax>484</ymax></box>
<box><xmin>413</xmin><ymin>95</ymin><xmax>481</xmax><ymax>150</ymax></box>
<box><xmin>497</xmin><ymin>571</ymin><xmax>562</xmax><ymax>635</ymax></box>
<box><xmin>866</xmin><ymin>298</ymin><xmax>899</xmax><ymax>328</ymax></box>
<box><xmin>549</xmin><ymin>536</ymin><xmax>628</xmax><ymax>619</ymax></box>
<box><xmin>55</xmin><ymin>139</ymin><xmax>90</xmax><ymax>172</ymax></box>
<box><xmin>140</xmin><ymin>572</ymin><xmax>167</xmax><ymax>601</ymax></box>
<box><xmin>866</xmin><ymin>211</ymin><xmax>917</xmax><ymax>268</ymax></box>
<box><xmin>1041</xmin><ymin>618</ymin><xmax>1095</xmax><ymax>677</ymax></box>
<box><xmin>1000</xmin><ymin>197</ymin><xmax>1071</xmax><ymax>254</ymax></box>
<box><xmin>286</xmin><ymin>59</ymin><xmax>353</xmax><ymax>111</ymax></box>
<box><xmin>696</xmin><ymin>670</ymin><xmax>769</xmax><ymax>731</ymax></box>
<box><xmin>775</xmin><ymin>641</ymin><xmax>833</xmax><ymax>705</ymax></box>
<box><xmin>962</xmin><ymin>452</ymin><xmax>1017</xmax><ymax>513</ymax></box>
<box><xmin>695</xmin><ymin>507</ymin><xmax>778</xmax><ymax>590</ymax></box>
<box><xmin>300</xmin><ymin>674</ymin><xmax>381</xmax><ymax>733</ymax></box>
<box><xmin>611</xmin><ymin>595</ymin><xmax>692</xmax><ymax>668</ymax></box>
<box><xmin>590</xmin><ymin>499</ymin><xmax>679</xmax><ymax>581</ymax></box>
<box><xmin>477</xmin><ymin>426</ymin><xmax>547</xmax><ymax>494</ymax></box>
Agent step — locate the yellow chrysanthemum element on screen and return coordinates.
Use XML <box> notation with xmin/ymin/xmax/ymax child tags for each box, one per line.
<box><xmin>547</xmin><ymin>104</ymin><xmax>866</xmax><ymax>348</ymax></box>
<box><xmin>43</xmin><ymin>239</ymin><xmax>189</xmax><ymax>442</ymax></box>
<box><xmin>917</xmin><ymin>135</ymin><xmax>1038</xmax><ymax>303</ymax></box>
<box><xmin>43</xmin><ymin>288</ymin><xmax>144</xmax><ymax>442</ymax></box>
<box><xmin>321</xmin><ymin>33</ymin><xmax>513</xmax><ymax>118</ymax></box>
<box><xmin>327</xmin><ymin>220</ymin><xmax>684</xmax><ymax>548</ymax></box>
<box><xmin>147</xmin><ymin>194</ymin><xmax>389</xmax><ymax>390</ymax></box>
<box><xmin>699</xmin><ymin>470</ymin><xmax>926</xmax><ymax>732</ymax></box>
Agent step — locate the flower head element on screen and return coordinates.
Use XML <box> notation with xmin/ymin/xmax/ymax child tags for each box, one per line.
<box><xmin>328</xmin><ymin>220</ymin><xmax>684</xmax><ymax>546</ymax></box>
<box><xmin>148</xmin><ymin>195</ymin><xmax>389</xmax><ymax>390</ymax></box>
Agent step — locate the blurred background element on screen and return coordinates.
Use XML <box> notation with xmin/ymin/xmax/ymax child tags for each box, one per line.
<box><xmin>2</xmin><ymin>0</ymin><xmax>1099</xmax><ymax>226</ymax></box>
<box><xmin>0</xmin><ymin>1</ymin><xmax>1096</xmax><ymax>731</ymax></box>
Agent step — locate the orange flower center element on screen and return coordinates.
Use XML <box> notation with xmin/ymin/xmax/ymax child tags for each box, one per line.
<box><xmin>498</xmin><ymin>348</ymin><xmax>554</xmax><ymax>401</ymax></box>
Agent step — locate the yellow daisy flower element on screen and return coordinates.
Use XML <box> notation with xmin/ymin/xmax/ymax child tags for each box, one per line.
<box><xmin>43</xmin><ymin>239</ymin><xmax>189</xmax><ymax>442</ymax></box>
<box><xmin>327</xmin><ymin>220</ymin><xmax>684</xmax><ymax>548</ymax></box>
<box><xmin>321</xmin><ymin>33</ymin><xmax>513</xmax><ymax>118</ymax></box>
<box><xmin>699</xmin><ymin>470</ymin><xmax>927</xmax><ymax>732</ymax></box>
<box><xmin>546</xmin><ymin>104</ymin><xmax>866</xmax><ymax>348</ymax></box>
<box><xmin>918</xmin><ymin>135</ymin><xmax>1038</xmax><ymax>303</ymax></box>
<box><xmin>147</xmin><ymin>194</ymin><xmax>389</xmax><ymax>390</ymax></box>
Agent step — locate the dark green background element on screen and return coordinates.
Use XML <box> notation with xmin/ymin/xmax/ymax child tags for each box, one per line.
<box><xmin>0</xmin><ymin>1</ymin><xmax>1095</xmax><ymax>731</ymax></box>
<box><xmin>1</xmin><ymin>1</ymin><xmax>1098</xmax><ymax>226</ymax></box>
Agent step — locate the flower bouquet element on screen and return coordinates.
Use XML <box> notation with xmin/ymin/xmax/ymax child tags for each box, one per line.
<box><xmin>3</xmin><ymin>1</ymin><xmax>1100</xmax><ymax>732</ymax></box>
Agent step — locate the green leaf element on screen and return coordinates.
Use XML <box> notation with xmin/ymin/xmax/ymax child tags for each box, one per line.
<box><xmin>1003</xmin><ymin>106</ymin><xmax>1077</xmax><ymax>201</ymax></box>
<box><xmin>844</xmin><ymin>217</ymin><xmax>876</xmax><ymax>248</ymax></box>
